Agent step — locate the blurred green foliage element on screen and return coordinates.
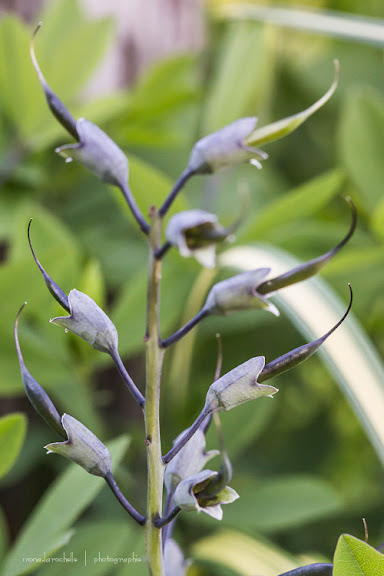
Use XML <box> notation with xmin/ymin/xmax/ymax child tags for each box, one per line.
<box><xmin>1</xmin><ymin>0</ymin><xmax>384</xmax><ymax>575</ymax></box>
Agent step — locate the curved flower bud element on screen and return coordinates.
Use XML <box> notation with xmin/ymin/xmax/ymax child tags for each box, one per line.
<box><xmin>30</xmin><ymin>23</ymin><xmax>78</xmax><ymax>140</ymax></box>
<box><xmin>259</xmin><ymin>285</ymin><xmax>353</xmax><ymax>383</ymax></box>
<box><xmin>14</xmin><ymin>304</ymin><xmax>65</xmax><ymax>438</ymax></box>
<box><xmin>30</xmin><ymin>25</ymin><xmax>150</xmax><ymax>234</ymax></box>
<box><xmin>204</xmin><ymin>268</ymin><xmax>279</xmax><ymax>316</ymax></box>
<box><xmin>173</xmin><ymin>469</ymin><xmax>239</xmax><ymax>520</ymax></box>
<box><xmin>244</xmin><ymin>59</ymin><xmax>339</xmax><ymax>149</ymax></box>
<box><xmin>50</xmin><ymin>289</ymin><xmax>118</xmax><ymax>354</ymax></box>
<box><xmin>186</xmin><ymin>60</ymin><xmax>338</xmax><ymax>174</ymax></box>
<box><xmin>165</xmin><ymin>416</ymin><xmax>219</xmax><ymax>493</ymax></box>
<box><xmin>56</xmin><ymin>118</ymin><xmax>129</xmax><ymax>188</ymax></box>
<box><xmin>166</xmin><ymin>210</ymin><xmax>231</xmax><ymax>268</ymax></box>
<box><xmin>205</xmin><ymin>356</ymin><xmax>278</xmax><ymax>413</ymax></box>
<box><xmin>164</xmin><ymin>540</ymin><xmax>191</xmax><ymax>576</ymax></box>
<box><xmin>28</xmin><ymin>219</ymin><xmax>70</xmax><ymax>312</ymax></box>
<box><xmin>188</xmin><ymin>117</ymin><xmax>268</xmax><ymax>174</ymax></box>
<box><xmin>258</xmin><ymin>197</ymin><xmax>356</xmax><ymax>295</ymax></box>
<box><xmin>45</xmin><ymin>414</ymin><xmax>112</xmax><ymax>477</ymax></box>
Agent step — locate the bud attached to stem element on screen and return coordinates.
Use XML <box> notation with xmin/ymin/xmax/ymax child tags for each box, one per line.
<box><xmin>186</xmin><ymin>60</ymin><xmax>339</xmax><ymax>174</ymax></box>
<box><xmin>56</xmin><ymin>118</ymin><xmax>129</xmax><ymax>189</ymax></box>
<box><xmin>14</xmin><ymin>304</ymin><xmax>65</xmax><ymax>438</ymax></box>
<box><xmin>30</xmin><ymin>23</ymin><xmax>78</xmax><ymax>140</ymax></box>
<box><xmin>28</xmin><ymin>219</ymin><xmax>70</xmax><ymax>312</ymax></box>
<box><xmin>50</xmin><ymin>289</ymin><xmax>118</xmax><ymax>354</ymax></box>
<box><xmin>45</xmin><ymin>413</ymin><xmax>112</xmax><ymax>477</ymax></box>
<box><xmin>205</xmin><ymin>356</ymin><xmax>278</xmax><ymax>413</ymax></box>
<box><xmin>258</xmin><ymin>198</ymin><xmax>356</xmax><ymax>295</ymax></box>
<box><xmin>204</xmin><ymin>268</ymin><xmax>279</xmax><ymax>317</ymax></box>
<box><xmin>259</xmin><ymin>285</ymin><xmax>353</xmax><ymax>382</ymax></box>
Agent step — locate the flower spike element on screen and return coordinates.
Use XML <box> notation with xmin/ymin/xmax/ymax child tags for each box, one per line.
<box><xmin>259</xmin><ymin>284</ymin><xmax>353</xmax><ymax>382</ymax></box>
<box><xmin>28</xmin><ymin>219</ymin><xmax>70</xmax><ymax>312</ymax></box>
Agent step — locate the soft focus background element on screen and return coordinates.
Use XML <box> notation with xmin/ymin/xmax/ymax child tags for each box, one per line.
<box><xmin>1</xmin><ymin>1</ymin><xmax>384</xmax><ymax>575</ymax></box>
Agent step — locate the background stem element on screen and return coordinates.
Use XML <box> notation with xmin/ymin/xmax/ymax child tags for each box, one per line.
<box><xmin>145</xmin><ymin>211</ymin><xmax>165</xmax><ymax>575</ymax></box>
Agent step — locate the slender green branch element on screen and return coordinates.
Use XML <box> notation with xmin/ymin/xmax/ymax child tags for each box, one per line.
<box><xmin>145</xmin><ymin>209</ymin><xmax>166</xmax><ymax>574</ymax></box>
<box><xmin>110</xmin><ymin>350</ymin><xmax>145</xmax><ymax>409</ymax></box>
<box><xmin>154</xmin><ymin>506</ymin><xmax>181</xmax><ymax>528</ymax></box>
<box><xmin>159</xmin><ymin>168</ymin><xmax>195</xmax><ymax>217</ymax></box>
<box><xmin>119</xmin><ymin>182</ymin><xmax>150</xmax><ymax>234</ymax></box>
<box><xmin>163</xmin><ymin>407</ymin><xmax>210</xmax><ymax>464</ymax></box>
<box><xmin>160</xmin><ymin>308</ymin><xmax>209</xmax><ymax>349</ymax></box>
<box><xmin>105</xmin><ymin>472</ymin><xmax>145</xmax><ymax>526</ymax></box>
<box><xmin>278</xmin><ymin>564</ymin><xmax>333</xmax><ymax>576</ymax></box>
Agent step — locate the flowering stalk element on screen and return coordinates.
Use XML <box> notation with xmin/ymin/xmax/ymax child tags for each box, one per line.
<box><xmin>22</xmin><ymin>31</ymin><xmax>350</xmax><ymax>574</ymax></box>
<box><xmin>145</xmin><ymin>208</ymin><xmax>166</xmax><ymax>575</ymax></box>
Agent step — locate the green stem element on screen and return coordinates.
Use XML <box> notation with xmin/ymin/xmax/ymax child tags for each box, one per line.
<box><xmin>145</xmin><ymin>209</ymin><xmax>165</xmax><ymax>575</ymax></box>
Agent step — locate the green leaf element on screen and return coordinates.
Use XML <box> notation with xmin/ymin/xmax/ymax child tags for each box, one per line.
<box><xmin>0</xmin><ymin>16</ymin><xmax>45</xmax><ymax>138</ymax></box>
<box><xmin>0</xmin><ymin>203</ymin><xmax>82</xmax><ymax>396</ymax></box>
<box><xmin>215</xmin><ymin>4</ymin><xmax>384</xmax><ymax>46</ymax></box>
<box><xmin>240</xmin><ymin>170</ymin><xmax>344</xmax><ymax>241</ymax></box>
<box><xmin>370</xmin><ymin>195</ymin><xmax>384</xmax><ymax>241</ymax></box>
<box><xmin>111</xmin><ymin>257</ymin><xmax>195</xmax><ymax>357</ymax></box>
<box><xmin>38</xmin><ymin>522</ymin><xmax>140</xmax><ymax>576</ymax></box>
<box><xmin>78</xmin><ymin>260</ymin><xmax>106</xmax><ymax>311</ymax></box>
<box><xmin>166</xmin><ymin>267</ymin><xmax>217</xmax><ymax>413</ymax></box>
<box><xmin>202</xmin><ymin>21</ymin><xmax>276</xmax><ymax>134</ymax></box>
<box><xmin>2</xmin><ymin>435</ymin><xmax>130</xmax><ymax>576</ymax></box>
<box><xmin>191</xmin><ymin>529</ymin><xmax>301</xmax><ymax>576</ymax></box>
<box><xmin>0</xmin><ymin>507</ymin><xmax>9</xmax><ymax>563</ymax></box>
<box><xmin>220</xmin><ymin>245</ymin><xmax>384</xmax><ymax>467</ymax></box>
<box><xmin>224</xmin><ymin>475</ymin><xmax>342</xmax><ymax>533</ymax></box>
<box><xmin>333</xmin><ymin>534</ymin><xmax>384</xmax><ymax>576</ymax></box>
<box><xmin>339</xmin><ymin>88</ymin><xmax>384</xmax><ymax>211</ymax></box>
<box><xmin>0</xmin><ymin>414</ymin><xmax>27</xmax><ymax>480</ymax></box>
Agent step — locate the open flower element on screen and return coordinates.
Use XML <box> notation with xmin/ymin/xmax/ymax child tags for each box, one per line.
<box><xmin>166</xmin><ymin>209</ymin><xmax>232</xmax><ymax>268</ymax></box>
<box><xmin>173</xmin><ymin>469</ymin><xmax>239</xmax><ymax>520</ymax></box>
<box><xmin>165</xmin><ymin>416</ymin><xmax>218</xmax><ymax>493</ymax></box>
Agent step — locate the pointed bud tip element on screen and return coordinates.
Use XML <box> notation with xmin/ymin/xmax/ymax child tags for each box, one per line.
<box><xmin>14</xmin><ymin>302</ymin><xmax>28</xmax><ymax>358</ymax></box>
<box><xmin>16</xmin><ymin>302</ymin><xmax>28</xmax><ymax>321</ymax></box>
<box><xmin>30</xmin><ymin>23</ymin><xmax>43</xmax><ymax>73</ymax></box>
<box><xmin>323</xmin><ymin>283</ymin><xmax>352</xmax><ymax>341</ymax></box>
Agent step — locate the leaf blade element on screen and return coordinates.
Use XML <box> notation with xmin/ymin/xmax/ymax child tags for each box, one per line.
<box><xmin>0</xmin><ymin>414</ymin><xmax>27</xmax><ymax>481</ymax></box>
